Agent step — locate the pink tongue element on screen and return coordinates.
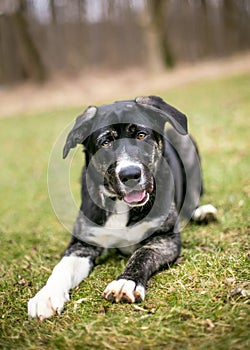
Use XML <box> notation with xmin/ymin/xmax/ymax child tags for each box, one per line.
<box><xmin>124</xmin><ymin>190</ymin><xmax>146</xmax><ymax>204</ymax></box>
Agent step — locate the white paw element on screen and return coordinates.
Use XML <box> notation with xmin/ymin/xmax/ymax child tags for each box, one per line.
<box><xmin>28</xmin><ymin>285</ymin><xmax>70</xmax><ymax>320</ymax></box>
<box><xmin>103</xmin><ymin>279</ymin><xmax>145</xmax><ymax>303</ymax></box>
<box><xmin>192</xmin><ymin>204</ymin><xmax>217</xmax><ymax>223</ymax></box>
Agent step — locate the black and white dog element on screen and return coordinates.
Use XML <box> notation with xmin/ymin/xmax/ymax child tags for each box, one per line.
<box><xmin>28</xmin><ymin>96</ymin><xmax>217</xmax><ymax>320</ymax></box>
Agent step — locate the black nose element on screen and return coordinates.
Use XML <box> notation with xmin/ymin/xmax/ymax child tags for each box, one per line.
<box><xmin>118</xmin><ymin>166</ymin><xmax>141</xmax><ymax>186</ymax></box>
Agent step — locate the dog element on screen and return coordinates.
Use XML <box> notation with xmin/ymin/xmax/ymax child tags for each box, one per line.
<box><xmin>28</xmin><ymin>96</ymin><xmax>217</xmax><ymax>320</ymax></box>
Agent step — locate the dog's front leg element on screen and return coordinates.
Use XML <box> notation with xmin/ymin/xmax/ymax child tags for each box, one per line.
<box><xmin>103</xmin><ymin>232</ymin><xmax>181</xmax><ymax>303</ymax></box>
<box><xmin>28</xmin><ymin>238</ymin><xmax>103</xmax><ymax>320</ymax></box>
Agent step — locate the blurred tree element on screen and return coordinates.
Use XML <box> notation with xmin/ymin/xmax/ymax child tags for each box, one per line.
<box><xmin>148</xmin><ymin>0</ymin><xmax>174</xmax><ymax>68</ymax></box>
<box><xmin>50</xmin><ymin>0</ymin><xmax>57</xmax><ymax>24</ymax></box>
<box><xmin>13</xmin><ymin>0</ymin><xmax>46</xmax><ymax>81</ymax></box>
<box><xmin>0</xmin><ymin>0</ymin><xmax>249</xmax><ymax>84</ymax></box>
<box><xmin>0</xmin><ymin>0</ymin><xmax>46</xmax><ymax>83</ymax></box>
<box><xmin>139</xmin><ymin>0</ymin><xmax>174</xmax><ymax>72</ymax></box>
<box><xmin>0</xmin><ymin>12</ymin><xmax>20</xmax><ymax>83</ymax></box>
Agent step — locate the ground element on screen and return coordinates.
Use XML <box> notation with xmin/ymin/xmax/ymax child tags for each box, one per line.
<box><xmin>0</xmin><ymin>53</ymin><xmax>250</xmax><ymax>117</ymax></box>
<box><xmin>0</xmin><ymin>55</ymin><xmax>249</xmax><ymax>350</ymax></box>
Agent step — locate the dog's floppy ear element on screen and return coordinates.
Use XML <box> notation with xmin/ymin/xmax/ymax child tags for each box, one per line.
<box><xmin>63</xmin><ymin>106</ymin><xmax>97</xmax><ymax>159</ymax></box>
<box><xmin>135</xmin><ymin>95</ymin><xmax>188</xmax><ymax>135</ymax></box>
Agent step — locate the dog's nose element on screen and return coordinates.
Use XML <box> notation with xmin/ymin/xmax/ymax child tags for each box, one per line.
<box><xmin>118</xmin><ymin>166</ymin><xmax>141</xmax><ymax>186</ymax></box>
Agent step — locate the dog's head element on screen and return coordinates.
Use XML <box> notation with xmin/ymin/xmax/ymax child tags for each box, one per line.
<box><xmin>63</xmin><ymin>96</ymin><xmax>187</xmax><ymax>207</ymax></box>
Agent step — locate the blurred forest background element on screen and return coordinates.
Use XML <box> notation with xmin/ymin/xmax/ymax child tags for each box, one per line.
<box><xmin>1</xmin><ymin>0</ymin><xmax>250</xmax><ymax>85</ymax></box>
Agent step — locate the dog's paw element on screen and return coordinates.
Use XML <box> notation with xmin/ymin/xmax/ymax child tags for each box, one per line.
<box><xmin>28</xmin><ymin>285</ymin><xmax>70</xmax><ymax>320</ymax></box>
<box><xmin>103</xmin><ymin>279</ymin><xmax>145</xmax><ymax>303</ymax></box>
<box><xmin>192</xmin><ymin>204</ymin><xmax>217</xmax><ymax>224</ymax></box>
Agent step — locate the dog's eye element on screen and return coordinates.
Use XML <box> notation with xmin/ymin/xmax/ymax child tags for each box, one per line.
<box><xmin>101</xmin><ymin>139</ymin><xmax>112</xmax><ymax>148</ymax></box>
<box><xmin>137</xmin><ymin>132</ymin><xmax>147</xmax><ymax>140</ymax></box>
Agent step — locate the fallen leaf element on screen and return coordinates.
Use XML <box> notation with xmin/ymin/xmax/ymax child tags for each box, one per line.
<box><xmin>133</xmin><ymin>305</ymin><xmax>147</xmax><ymax>312</ymax></box>
<box><xmin>224</xmin><ymin>277</ymin><xmax>236</xmax><ymax>286</ymax></box>
<box><xmin>204</xmin><ymin>319</ymin><xmax>215</xmax><ymax>328</ymax></box>
<box><xmin>17</xmin><ymin>278</ymin><xmax>28</xmax><ymax>286</ymax></box>
<box><xmin>73</xmin><ymin>297</ymin><xmax>89</xmax><ymax>310</ymax></box>
<box><xmin>176</xmin><ymin>256</ymin><xmax>185</xmax><ymax>264</ymax></box>
<box><xmin>230</xmin><ymin>287</ymin><xmax>249</xmax><ymax>297</ymax></box>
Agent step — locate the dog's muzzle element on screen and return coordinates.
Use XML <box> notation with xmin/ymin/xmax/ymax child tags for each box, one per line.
<box><xmin>117</xmin><ymin>165</ymin><xmax>152</xmax><ymax>206</ymax></box>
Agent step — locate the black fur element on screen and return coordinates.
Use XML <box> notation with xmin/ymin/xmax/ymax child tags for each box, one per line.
<box><xmin>62</xmin><ymin>96</ymin><xmax>203</xmax><ymax>296</ymax></box>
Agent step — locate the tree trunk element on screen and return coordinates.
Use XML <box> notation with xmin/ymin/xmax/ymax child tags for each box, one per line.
<box><xmin>139</xmin><ymin>0</ymin><xmax>174</xmax><ymax>73</ymax></box>
<box><xmin>50</xmin><ymin>0</ymin><xmax>57</xmax><ymax>24</ymax></box>
<box><xmin>148</xmin><ymin>0</ymin><xmax>174</xmax><ymax>68</ymax></box>
<box><xmin>13</xmin><ymin>0</ymin><xmax>46</xmax><ymax>82</ymax></box>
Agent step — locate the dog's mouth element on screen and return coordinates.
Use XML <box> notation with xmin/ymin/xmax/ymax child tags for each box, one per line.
<box><xmin>123</xmin><ymin>189</ymin><xmax>149</xmax><ymax>206</ymax></box>
<box><xmin>103</xmin><ymin>168</ymin><xmax>154</xmax><ymax>207</ymax></box>
<box><xmin>102</xmin><ymin>185</ymin><xmax>153</xmax><ymax>207</ymax></box>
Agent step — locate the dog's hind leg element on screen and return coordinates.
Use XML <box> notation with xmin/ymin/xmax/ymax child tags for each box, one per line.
<box><xmin>192</xmin><ymin>204</ymin><xmax>217</xmax><ymax>224</ymax></box>
<box><xmin>28</xmin><ymin>238</ymin><xmax>103</xmax><ymax>320</ymax></box>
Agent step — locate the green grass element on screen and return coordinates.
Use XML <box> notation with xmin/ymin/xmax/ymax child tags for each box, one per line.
<box><xmin>0</xmin><ymin>73</ymin><xmax>250</xmax><ymax>350</ymax></box>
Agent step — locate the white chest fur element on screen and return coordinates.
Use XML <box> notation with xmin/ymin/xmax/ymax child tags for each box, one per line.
<box><xmin>104</xmin><ymin>200</ymin><xmax>129</xmax><ymax>229</ymax></box>
<box><xmin>86</xmin><ymin>200</ymin><xmax>162</xmax><ymax>249</ymax></box>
